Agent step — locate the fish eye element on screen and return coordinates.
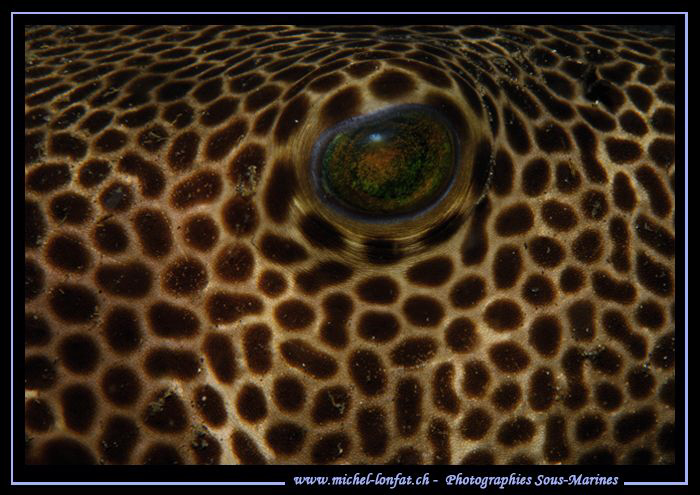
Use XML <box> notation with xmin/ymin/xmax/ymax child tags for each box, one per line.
<box><xmin>310</xmin><ymin>104</ymin><xmax>459</xmax><ymax>222</ymax></box>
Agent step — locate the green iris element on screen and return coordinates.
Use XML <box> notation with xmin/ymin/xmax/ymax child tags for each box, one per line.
<box><xmin>321</xmin><ymin>108</ymin><xmax>455</xmax><ymax>216</ymax></box>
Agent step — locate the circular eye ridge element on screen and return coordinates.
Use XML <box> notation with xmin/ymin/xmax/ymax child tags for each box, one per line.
<box><xmin>311</xmin><ymin>104</ymin><xmax>459</xmax><ymax>221</ymax></box>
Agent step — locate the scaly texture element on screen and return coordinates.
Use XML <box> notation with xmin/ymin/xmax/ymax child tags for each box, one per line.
<box><xmin>24</xmin><ymin>25</ymin><xmax>675</xmax><ymax>465</ymax></box>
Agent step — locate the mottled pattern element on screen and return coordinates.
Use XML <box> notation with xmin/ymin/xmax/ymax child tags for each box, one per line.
<box><xmin>24</xmin><ymin>25</ymin><xmax>675</xmax><ymax>465</ymax></box>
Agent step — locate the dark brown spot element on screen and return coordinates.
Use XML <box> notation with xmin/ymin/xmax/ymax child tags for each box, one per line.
<box><xmin>27</xmin><ymin>163</ymin><xmax>71</xmax><ymax>193</ymax></box>
<box><xmin>445</xmin><ymin>317</ymin><xmax>478</xmax><ymax>353</ymax></box>
<box><xmin>206</xmin><ymin>291</ymin><xmax>263</xmax><ymax>324</ymax></box>
<box><xmin>572</xmin><ymin>229</ymin><xmax>603</xmax><ymax>263</ymax></box>
<box><xmin>78</xmin><ymin>159</ymin><xmax>110</xmax><ymax>188</ymax></box>
<box><xmin>118</xmin><ymin>153</ymin><xmax>165</xmax><ymax>198</ymax></box>
<box><xmin>489</xmin><ymin>341</ymin><xmax>530</xmax><ymax>373</ymax></box>
<box><xmin>369</xmin><ymin>70</ymin><xmax>415</xmax><ymax>100</ymax></box>
<box><xmin>61</xmin><ymin>384</ymin><xmax>97</xmax><ymax>433</ymax></box>
<box><xmin>311</xmin><ymin>433</ymin><xmax>350</xmax><ymax>464</ymax></box>
<box><xmin>245</xmin><ymin>85</ymin><xmax>282</xmax><ymax>112</ymax></box>
<box><xmin>614</xmin><ymin>408</ymin><xmax>656</xmax><ymax>444</ymax></box>
<box><xmin>626</xmin><ymin>84</ymin><xmax>653</xmax><ymax>112</ymax></box>
<box><xmin>589</xmin><ymin>347</ymin><xmax>623</xmax><ymax>376</ymax></box>
<box><xmin>355</xmin><ymin>276</ymin><xmax>399</xmax><ymax>305</ymax></box>
<box><xmin>577</xmin><ymin>105</ymin><xmax>616</xmax><ymax>132</ymax></box>
<box><xmin>275</xmin><ymin>299</ymin><xmax>316</xmax><ymax>331</ymax></box>
<box><xmin>612</xmin><ymin>172</ymin><xmax>637</xmax><ymax>211</ymax></box>
<box><xmin>49</xmin><ymin>283</ymin><xmax>99</xmax><ymax>323</ymax></box>
<box><xmin>635</xmin><ymin>299</ymin><xmax>665</xmax><ymax>329</ymax></box>
<box><xmin>25</xmin><ymin>313</ymin><xmax>51</xmax><ymax>347</ymax></box>
<box><xmin>636</xmin><ymin>165</ymin><xmax>672</xmax><ymax>217</ymax></box>
<box><xmin>433</xmin><ymin>363</ymin><xmax>460</xmax><ymax>414</ymax></box>
<box><xmin>147</xmin><ymin>301</ymin><xmax>199</xmax><ymax>339</ymax></box>
<box><xmin>580</xmin><ymin>190</ymin><xmax>609</xmax><ymax>221</ymax></box>
<box><xmin>460</xmin><ymin>407</ymin><xmax>491</xmax><ymax>440</ymax></box>
<box><xmin>496</xmin><ymin>203</ymin><xmax>534</xmax><ymax>236</ymax></box>
<box><xmin>214</xmin><ymin>243</ymin><xmax>254</xmax><ymax>282</ymax></box>
<box><xmin>591</xmin><ymin>271</ymin><xmax>636</xmax><ymax>304</ymax></box>
<box><xmin>181</xmin><ymin>214</ymin><xmax>218</xmax><ymax>252</ymax></box>
<box><xmin>503</xmin><ymin>106</ymin><xmax>531</xmax><ymax>154</ymax></box>
<box><xmin>634</xmin><ymin>214</ymin><xmax>675</xmax><ymax>258</ymax></box>
<box><xmin>96</xmin><ymin>261</ymin><xmax>152</xmax><ymax>298</ymax></box>
<box><xmin>264</xmin><ymin>159</ymin><xmax>297</xmax><ymax>223</ymax></box>
<box><xmin>497</xmin><ymin>417</ymin><xmax>535</xmax><ymax>447</ymax></box>
<box><xmin>141</xmin><ymin>443</ymin><xmax>183</xmax><ymax>465</ymax></box>
<box><xmin>365</xmin><ymin>238</ymin><xmax>403</xmax><ymax>265</ymax></box>
<box><xmin>221</xmin><ymin>196</ymin><xmax>258</xmax><ymax>237</ymax></box>
<box><xmin>571</xmin><ymin>123</ymin><xmax>607</xmax><ymax>183</ymax></box>
<box><xmin>321</xmin><ymin>86</ymin><xmax>361</xmax><ymax>126</ymax></box>
<box><xmin>46</xmin><ymin>234</ymin><xmax>91</xmax><ymax>273</ymax></box>
<box><xmin>529</xmin><ymin>367</ymin><xmax>556</xmax><ymax>411</ymax></box>
<box><xmin>133</xmin><ymin>209</ymin><xmax>172</xmax><ymax>258</ymax></box>
<box><xmin>203</xmin><ymin>332</ymin><xmax>237</xmax><ymax>383</ymax></box>
<box><xmin>49</xmin><ymin>192</ymin><xmax>92</xmax><ymax>225</ymax></box>
<box><xmin>143</xmin><ymin>389</ymin><xmax>188</xmax><ymax>433</ymax></box>
<box><xmin>605</xmin><ymin>138</ymin><xmax>642</xmax><ymax>164</ymax></box>
<box><xmin>648</xmin><ymin>138</ymin><xmax>675</xmax><ymax>169</ymax></box>
<box><xmin>535</xmin><ymin>121</ymin><xmax>572</xmax><ymax>152</ymax></box>
<box><xmin>651</xmin><ymin>332</ymin><xmax>675</xmax><ymax>369</ymax></box>
<box><xmin>236</xmin><ymin>383</ymin><xmax>268</xmax><ymax>423</ymax></box>
<box><xmin>49</xmin><ymin>132</ymin><xmax>87</xmax><ymax>160</ymax></box>
<box><xmin>280</xmin><ymin>339</ymin><xmax>338</xmax><ymax>379</ymax></box>
<box><xmin>58</xmin><ymin>332</ymin><xmax>100</xmax><ymax>374</ymax></box>
<box><xmin>295</xmin><ymin>260</ymin><xmax>353</xmax><ymax>295</ymax></box>
<box><xmin>299</xmin><ymin>213</ymin><xmax>345</xmax><ymax>250</ymax></box>
<box><xmin>560</xmin><ymin>266</ymin><xmax>585</xmax><ymax>293</ymax></box>
<box><xmin>619</xmin><ymin>110</ymin><xmax>648</xmax><ymax>136</ymax></box>
<box><xmin>162</xmin><ymin>258</ymin><xmax>207</xmax><ymax>296</ymax></box>
<box><xmin>406</xmin><ymin>256</ymin><xmax>453</xmax><ymax>287</ymax></box>
<box><xmin>484</xmin><ymin>299</ymin><xmax>523</xmax><ymax>331</ymax></box>
<box><xmin>258</xmin><ymin>270</ymin><xmax>287</xmax><ymax>298</ymax></box>
<box><xmin>357</xmin><ymin>406</ymin><xmax>388</xmax><ymax>457</ymax></box>
<box><xmin>522</xmin><ymin>274</ymin><xmax>556</xmax><ymax>306</ymax></box>
<box><xmin>193</xmin><ymin>384</ymin><xmax>227</xmax><ymax>427</ymax></box>
<box><xmin>200</xmin><ymin>97</ymin><xmax>239</xmax><ymax>130</ymax></box>
<box><xmin>356</xmin><ymin>310</ymin><xmax>399</xmax><ymax>343</ymax></box>
<box><xmin>260</xmin><ymin>232</ymin><xmax>307</xmax><ymax>265</ymax></box>
<box><xmin>312</xmin><ymin>386</ymin><xmax>350</xmax><ymax>425</ymax></box>
<box><xmin>402</xmin><ymin>295</ymin><xmax>444</xmax><ymax>327</ymax></box>
<box><xmin>145</xmin><ymin>348</ymin><xmax>200</xmax><ymax>380</ymax></box>
<box><xmin>636</xmin><ymin>251</ymin><xmax>673</xmax><ymax>297</ymax></box>
<box><xmin>100</xmin><ymin>182</ymin><xmax>133</xmax><ymax>212</ymax></box>
<box><xmin>205</xmin><ymin>119</ymin><xmax>247</xmax><ymax>161</ymax></box>
<box><xmin>492</xmin><ymin>244</ymin><xmax>522</xmax><ymax>289</ymax></box>
<box><xmin>492</xmin><ymin>381</ymin><xmax>521</xmax><ymax>412</ymax></box>
<box><xmin>491</xmin><ymin>149</ymin><xmax>514</xmax><ymax>196</ymax></box>
<box><xmin>275</xmin><ymin>94</ymin><xmax>309</xmax><ymax>143</ymax></box>
<box><xmin>170</xmin><ymin>170</ymin><xmax>222</xmax><ymax>210</ymax></box>
<box><xmin>529</xmin><ymin>315</ymin><xmax>562</xmax><ymax>357</ymax></box>
<box><xmin>349</xmin><ymin>349</ymin><xmax>386</xmax><ymax>396</ymax></box>
<box><xmin>541</xmin><ymin>200</ymin><xmax>578</xmax><ymax>231</ymax></box>
<box><xmin>390</xmin><ymin>337</ymin><xmax>438</xmax><ymax>367</ymax></box>
<box><xmin>529</xmin><ymin>236</ymin><xmax>565</xmax><ymax>267</ymax></box>
<box><xmin>273</xmin><ymin>375</ymin><xmax>305</xmax><ymax>412</ymax></box>
<box><xmin>463</xmin><ymin>359</ymin><xmax>490</xmax><ymax>398</ymax></box>
<box><xmin>395</xmin><ymin>378</ymin><xmax>422</xmax><ymax>437</ymax></box>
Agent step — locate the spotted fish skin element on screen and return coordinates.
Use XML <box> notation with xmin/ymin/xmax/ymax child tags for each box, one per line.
<box><xmin>24</xmin><ymin>25</ymin><xmax>676</xmax><ymax>465</ymax></box>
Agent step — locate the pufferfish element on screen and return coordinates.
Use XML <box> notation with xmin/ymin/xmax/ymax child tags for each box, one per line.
<box><xmin>23</xmin><ymin>24</ymin><xmax>677</xmax><ymax>466</ymax></box>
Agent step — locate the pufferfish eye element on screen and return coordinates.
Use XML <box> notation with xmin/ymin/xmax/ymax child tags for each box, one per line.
<box><xmin>311</xmin><ymin>104</ymin><xmax>458</xmax><ymax>221</ymax></box>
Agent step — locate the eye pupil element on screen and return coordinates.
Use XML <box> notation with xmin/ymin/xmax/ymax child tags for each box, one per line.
<box><xmin>317</xmin><ymin>106</ymin><xmax>457</xmax><ymax>218</ymax></box>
